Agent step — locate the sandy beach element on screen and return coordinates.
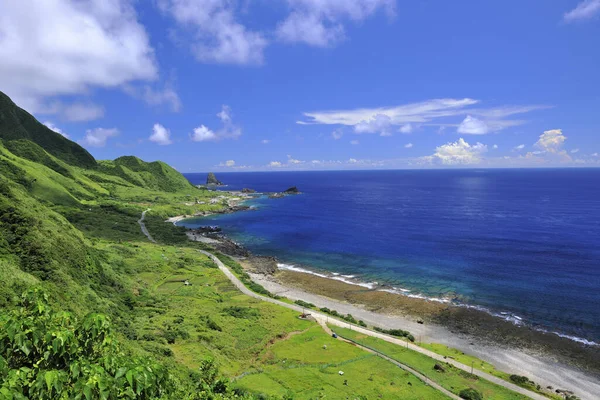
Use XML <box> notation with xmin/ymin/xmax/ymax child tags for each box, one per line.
<box><xmin>240</xmin><ymin>261</ymin><xmax>600</xmax><ymax>399</ymax></box>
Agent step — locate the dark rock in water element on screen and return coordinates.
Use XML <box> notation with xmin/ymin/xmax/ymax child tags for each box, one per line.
<box><xmin>206</xmin><ymin>172</ymin><xmax>223</xmax><ymax>185</ymax></box>
<box><xmin>194</xmin><ymin>226</ymin><xmax>222</xmax><ymax>234</ymax></box>
<box><xmin>268</xmin><ymin>193</ymin><xmax>285</xmax><ymax>199</ymax></box>
<box><xmin>283</xmin><ymin>186</ymin><xmax>300</xmax><ymax>194</ymax></box>
<box><xmin>241</xmin><ymin>188</ymin><xmax>256</xmax><ymax>193</ymax></box>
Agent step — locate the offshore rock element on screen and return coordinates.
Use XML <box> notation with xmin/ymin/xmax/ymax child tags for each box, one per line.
<box><xmin>283</xmin><ymin>186</ymin><xmax>300</xmax><ymax>194</ymax></box>
<box><xmin>206</xmin><ymin>172</ymin><xmax>223</xmax><ymax>185</ymax></box>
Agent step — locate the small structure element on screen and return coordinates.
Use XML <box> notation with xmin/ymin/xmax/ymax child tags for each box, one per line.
<box><xmin>338</xmin><ymin>371</ymin><xmax>344</xmax><ymax>376</ymax></box>
<box><xmin>332</xmin><ymin>333</ymin><xmax>338</xmax><ymax>339</ymax></box>
<box><xmin>184</xmin><ymin>280</ymin><xmax>191</xmax><ymax>286</ymax></box>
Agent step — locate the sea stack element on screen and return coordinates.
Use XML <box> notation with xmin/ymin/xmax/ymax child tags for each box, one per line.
<box><xmin>283</xmin><ymin>186</ymin><xmax>300</xmax><ymax>194</ymax></box>
<box><xmin>206</xmin><ymin>172</ymin><xmax>223</xmax><ymax>185</ymax></box>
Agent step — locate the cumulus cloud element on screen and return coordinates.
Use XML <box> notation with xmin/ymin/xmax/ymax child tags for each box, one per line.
<box><xmin>354</xmin><ymin>114</ymin><xmax>393</xmax><ymax>136</ymax></box>
<box><xmin>149</xmin><ymin>123</ymin><xmax>173</xmax><ymax>145</ymax></box>
<box><xmin>514</xmin><ymin>144</ymin><xmax>525</xmax><ymax>151</ymax></box>
<box><xmin>79</xmin><ymin>128</ymin><xmax>119</xmax><ymax>148</ymax></box>
<box><xmin>268</xmin><ymin>161</ymin><xmax>282</xmax><ymax>167</ymax></box>
<box><xmin>219</xmin><ymin>160</ymin><xmax>236</xmax><ymax>167</ymax></box>
<box><xmin>332</xmin><ymin>129</ymin><xmax>344</xmax><ymax>140</ymax></box>
<box><xmin>158</xmin><ymin>0</ymin><xmax>267</xmax><ymax>65</ymax></box>
<box><xmin>423</xmin><ymin>138</ymin><xmax>487</xmax><ymax>165</ymax></box>
<box><xmin>493</xmin><ymin>144</ymin><xmax>498</xmax><ymax>149</ymax></box>
<box><xmin>399</xmin><ymin>123</ymin><xmax>413</xmax><ymax>133</ymax></box>
<box><xmin>0</xmin><ymin>0</ymin><xmax>157</xmax><ymax>114</ymax></box>
<box><xmin>525</xmin><ymin>129</ymin><xmax>572</xmax><ymax>163</ymax></box>
<box><xmin>571</xmin><ymin>148</ymin><xmax>580</xmax><ymax>154</ymax></box>
<box><xmin>276</xmin><ymin>0</ymin><xmax>395</xmax><ymax>47</ymax></box>
<box><xmin>535</xmin><ymin>129</ymin><xmax>567</xmax><ymax>153</ymax></box>
<box><xmin>404</xmin><ymin>143</ymin><xmax>413</xmax><ymax>148</ymax></box>
<box><xmin>261</xmin><ymin>139</ymin><xmax>270</xmax><ymax>144</ymax></box>
<box><xmin>348</xmin><ymin>158</ymin><xmax>358</xmax><ymax>163</ymax></box>
<box><xmin>350</xmin><ymin>140</ymin><xmax>360</xmax><ymax>145</ymax></box>
<box><xmin>190</xmin><ymin>125</ymin><xmax>217</xmax><ymax>142</ymax></box>
<box><xmin>457</xmin><ymin>115</ymin><xmax>489</xmax><ymax>135</ymax></box>
<box><xmin>564</xmin><ymin>0</ymin><xmax>600</xmax><ymax>22</ymax></box>
<box><xmin>191</xmin><ymin>105</ymin><xmax>241</xmax><ymax>142</ymax></box>
<box><xmin>287</xmin><ymin>155</ymin><xmax>303</xmax><ymax>164</ymax></box>
<box><xmin>43</xmin><ymin>122</ymin><xmax>69</xmax><ymax>138</ymax></box>
<box><xmin>300</xmin><ymin>98</ymin><xmax>546</xmax><ymax>135</ymax></box>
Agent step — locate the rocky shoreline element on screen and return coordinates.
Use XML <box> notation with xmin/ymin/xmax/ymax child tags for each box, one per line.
<box><xmin>172</xmin><ymin>194</ymin><xmax>600</xmax><ymax>398</ymax></box>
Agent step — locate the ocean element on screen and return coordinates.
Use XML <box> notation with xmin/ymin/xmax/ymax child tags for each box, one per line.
<box><xmin>182</xmin><ymin>169</ymin><xmax>600</xmax><ymax>345</ymax></box>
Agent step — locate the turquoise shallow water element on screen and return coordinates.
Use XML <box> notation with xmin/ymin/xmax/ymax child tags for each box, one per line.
<box><xmin>182</xmin><ymin>169</ymin><xmax>600</xmax><ymax>344</ymax></box>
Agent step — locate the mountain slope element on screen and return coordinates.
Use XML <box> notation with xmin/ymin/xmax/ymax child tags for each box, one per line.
<box><xmin>0</xmin><ymin>90</ymin><xmax>96</xmax><ymax>168</ymax></box>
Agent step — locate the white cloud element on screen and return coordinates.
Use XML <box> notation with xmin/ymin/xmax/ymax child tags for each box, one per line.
<box><xmin>350</xmin><ymin>140</ymin><xmax>360</xmax><ymax>145</ymax></box>
<box><xmin>423</xmin><ymin>138</ymin><xmax>487</xmax><ymax>165</ymax></box>
<box><xmin>571</xmin><ymin>148</ymin><xmax>580</xmax><ymax>154</ymax></box>
<box><xmin>158</xmin><ymin>0</ymin><xmax>267</xmax><ymax>65</ymax></box>
<box><xmin>287</xmin><ymin>155</ymin><xmax>303</xmax><ymax>164</ymax></box>
<box><xmin>300</xmin><ymin>99</ymin><xmax>545</xmax><ymax>134</ymax></box>
<box><xmin>62</xmin><ymin>103</ymin><xmax>105</xmax><ymax>122</ymax></box>
<box><xmin>332</xmin><ymin>129</ymin><xmax>344</xmax><ymax>140</ymax></box>
<box><xmin>535</xmin><ymin>129</ymin><xmax>566</xmax><ymax>153</ymax></box>
<box><xmin>149</xmin><ymin>123</ymin><xmax>173</xmax><ymax>145</ymax></box>
<box><xmin>404</xmin><ymin>143</ymin><xmax>413</xmax><ymax>148</ymax></box>
<box><xmin>219</xmin><ymin>160</ymin><xmax>236</xmax><ymax>167</ymax></box>
<box><xmin>79</xmin><ymin>128</ymin><xmax>119</xmax><ymax>148</ymax></box>
<box><xmin>269</xmin><ymin>161</ymin><xmax>282</xmax><ymax>167</ymax></box>
<box><xmin>191</xmin><ymin>105</ymin><xmax>241</xmax><ymax>142</ymax></box>
<box><xmin>348</xmin><ymin>158</ymin><xmax>358</xmax><ymax>163</ymax></box>
<box><xmin>514</xmin><ymin>144</ymin><xmax>525</xmax><ymax>151</ymax></box>
<box><xmin>276</xmin><ymin>0</ymin><xmax>395</xmax><ymax>47</ymax></box>
<box><xmin>593</xmin><ymin>153</ymin><xmax>599</xmax><ymax>157</ymax></box>
<box><xmin>261</xmin><ymin>139</ymin><xmax>270</xmax><ymax>144</ymax></box>
<box><xmin>355</xmin><ymin>114</ymin><xmax>393</xmax><ymax>136</ymax></box>
<box><xmin>457</xmin><ymin>115</ymin><xmax>489</xmax><ymax>135</ymax></box>
<box><xmin>564</xmin><ymin>0</ymin><xmax>600</xmax><ymax>22</ymax></box>
<box><xmin>43</xmin><ymin>122</ymin><xmax>69</xmax><ymax>138</ymax></box>
<box><xmin>399</xmin><ymin>123</ymin><xmax>413</xmax><ymax>133</ymax></box>
<box><xmin>124</xmin><ymin>82</ymin><xmax>181</xmax><ymax>112</ymax></box>
<box><xmin>493</xmin><ymin>144</ymin><xmax>498</xmax><ymax>149</ymax></box>
<box><xmin>0</xmin><ymin>0</ymin><xmax>157</xmax><ymax>114</ymax></box>
<box><xmin>190</xmin><ymin>125</ymin><xmax>217</xmax><ymax>142</ymax></box>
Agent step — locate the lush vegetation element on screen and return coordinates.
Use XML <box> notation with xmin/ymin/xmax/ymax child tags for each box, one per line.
<box><xmin>373</xmin><ymin>326</ymin><xmax>415</xmax><ymax>342</ymax></box>
<box><xmin>333</xmin><ymin>326</ymin><xmax>532</xmax><ymax>400</ymax></box>
<box><xmin>0</xmin><ymin>90</ymin><xmax>542</xmax><ymax>399</ymax></box>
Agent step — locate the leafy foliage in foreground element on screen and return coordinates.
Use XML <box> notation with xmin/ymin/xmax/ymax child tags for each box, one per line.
<box><xmin>0</xmin><ymin>289</ymin><xmax>174</xmax><ymax>399</ymax></box>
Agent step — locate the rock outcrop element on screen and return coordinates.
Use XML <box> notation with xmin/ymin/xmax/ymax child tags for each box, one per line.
<box><xmin>206</xmin><ymin>172</ymin><xmax>223</xmax><ymax>185</ymax></box>
<box><xmin>283</xmin><ymin>186</ymin><xmax>300</xmax><ymax>194</ymax></box>
<box><xmin>241</xmin><ymin>188</ymin><xmax>256</xmax><ymax>193</ymax></box>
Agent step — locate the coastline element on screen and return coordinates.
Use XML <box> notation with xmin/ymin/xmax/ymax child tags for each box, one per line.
<box><xmin>176</xmin><ymin>199</ymin><xmax>600</xmax><ymax>398</ymax></box>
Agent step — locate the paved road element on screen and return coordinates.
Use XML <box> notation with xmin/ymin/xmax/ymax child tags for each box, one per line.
<box><xmin>138</xmin><ymin>209</ymin><xmax>156</xmax><ymax>243</ymax></box>
<box><xmin>198</xmin><ymin>250</ymin><xmax>547</xmax><ymax>400</ymax></box>
<box><xmin>138</xmin><ymin>212</ymin><xmax>545</xmax><ymax>400</ymax></box>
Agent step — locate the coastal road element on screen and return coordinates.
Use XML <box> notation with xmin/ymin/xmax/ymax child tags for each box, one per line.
<box><xmin>198</xmin><ymin>250</ymin><xmax>548</xmax><ymax>400</ymax></box>
<box><xmin>137</xmin><ymin>211</ymin><xmax>545</xmax><ymax>400</ymax></box>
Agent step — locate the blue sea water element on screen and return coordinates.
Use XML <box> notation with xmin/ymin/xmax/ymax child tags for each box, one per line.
<box><xmin>182</xmin><ymin>169</ymin><xmax>600</xmax><ymax>344</ymax></box>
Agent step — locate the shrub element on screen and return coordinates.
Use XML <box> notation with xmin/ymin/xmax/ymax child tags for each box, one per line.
<box><xmin>459</xmin><ymin>388</ymin><xmax>483</xmax><ymax>400</ymax></box>
<box><xmin>294</xmin><ymin>300</ymin><xmax>315</xmax><ymax>309</ymax></box>
<box><xmin>222</xmin><ymin>306</ymin><xmax>260</xmax><ymax>319</ymax></box>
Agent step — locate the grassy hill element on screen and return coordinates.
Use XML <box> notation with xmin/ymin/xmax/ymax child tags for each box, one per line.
<box><xmin>0</xmin><ymin>90</ymin><xmax>96</xmax><ymax>168</ymax></box>
<box><xmin>0</xmin><ymin>91</ymin><xmax>539</xmax><ymax>400</ymax></box>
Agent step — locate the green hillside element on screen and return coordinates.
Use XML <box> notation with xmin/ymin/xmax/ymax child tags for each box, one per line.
<box><xmin>0</xmin><ymin>91</ymin><xmax>96</xmax><ymax>168</ymax></box>
<box><xmin>0</xmin><ymin>91</ymin><xmax>536</xmax><ymax>400</ymax></box>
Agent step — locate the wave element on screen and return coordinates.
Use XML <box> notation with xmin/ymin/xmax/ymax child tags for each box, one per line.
<box><xmin>276</xmin><ymin>263</ymin><xmax>599</xmax><ymax>347</ymax></box>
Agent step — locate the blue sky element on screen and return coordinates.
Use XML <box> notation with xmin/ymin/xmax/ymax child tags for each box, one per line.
<box><xmin>1</xmin><ymin>0</ymin><xmax>599</xmax><ymax>171</ymax></box>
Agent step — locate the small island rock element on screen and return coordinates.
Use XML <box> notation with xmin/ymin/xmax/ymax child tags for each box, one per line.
<box><xmin>206</xmin><ymin>172</ymin><xmax>223</xmax><ymax>185</ymax></box>
<box><xmin>241</xmin><ymin>188</ymin><xmax>256</xmax><ymax>193</ymax></box>
<box><xmin>283</xmin><ymin>186</ymin><xmax>300</xmax><ymax>194</ymax></box>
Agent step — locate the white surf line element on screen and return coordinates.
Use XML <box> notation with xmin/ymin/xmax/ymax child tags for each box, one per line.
<box><xmin>198</xmin><ymin>250</ymin><xmax>547</xmax><ymax>400</ymax></box>
<box><xmin>138</xmin><ymin>209</ymin><xmax>156</xmax><ymax>243</ymax></box>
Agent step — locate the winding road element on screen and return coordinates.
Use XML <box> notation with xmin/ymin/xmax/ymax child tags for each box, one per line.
<box><xmin>138</xmin><ymin>210</ymin><xmax>546</xmax><ymax>399</ymax></box>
